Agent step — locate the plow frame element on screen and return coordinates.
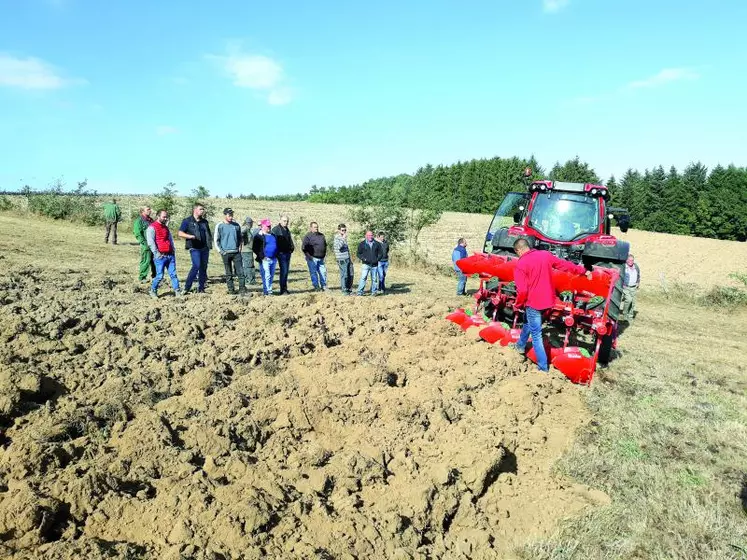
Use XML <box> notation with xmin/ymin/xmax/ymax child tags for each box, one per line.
<box><xmin>452</xmin><ymin>254</ymin><xmax>622</xmax><ymax>385</ymax></box>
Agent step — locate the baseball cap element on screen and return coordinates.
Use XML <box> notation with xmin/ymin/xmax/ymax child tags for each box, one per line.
<box><xmin>260</xmin><ymin>218</ymin><xmax>271</xmax><ymax>227</ymax></box>
<box><xmin>223</xmin><ymin>207</ymin><xmax>234</xmax><ymax>215</ymax></box>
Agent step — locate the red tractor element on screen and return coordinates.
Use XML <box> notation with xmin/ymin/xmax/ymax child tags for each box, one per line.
<box><xmin>446</xmin><ymin>174</ymin><xmax>631</xmax><ymax>384</ymax></box>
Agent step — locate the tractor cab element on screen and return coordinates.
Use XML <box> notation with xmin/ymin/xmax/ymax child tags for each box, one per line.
<box><xmin>485</xmin><ymin>181</ymin><xmax>630</xmax><ymax>266</ymax></box>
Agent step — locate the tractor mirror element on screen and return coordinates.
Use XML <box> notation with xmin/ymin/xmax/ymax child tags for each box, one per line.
<box><xmin>617</xmin><ymin>215</ymin><xmax>630</xmax><ymax>233</ymax></box>
<box><xmin>512</xmin><ymin>212</ymin><xmax>522</xmax><ymax>224</ymax></box>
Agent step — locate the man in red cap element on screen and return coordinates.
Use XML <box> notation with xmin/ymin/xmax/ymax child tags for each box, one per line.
<box><xmin>512</xmin><ymin>238</ymin><xmax>590</xmax><ymax>372</ymax></box>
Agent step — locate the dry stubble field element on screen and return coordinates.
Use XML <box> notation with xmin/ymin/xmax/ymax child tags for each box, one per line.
<box><xmin>0</xmin><ymin>205</ymin><xmax>745</xmax><ymax>559</ymax></box>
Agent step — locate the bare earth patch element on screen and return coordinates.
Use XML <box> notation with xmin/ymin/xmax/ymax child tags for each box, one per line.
<box><xmin>0</xmin><ymin>215</ymin><xmax>606</xmax><ymax>559</ymax></box>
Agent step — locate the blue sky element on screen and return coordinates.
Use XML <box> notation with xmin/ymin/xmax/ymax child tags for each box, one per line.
<box><xmin>1</xmin><ymin>0</ymin><xmax>745</xmax><ymax>196</ymax></box>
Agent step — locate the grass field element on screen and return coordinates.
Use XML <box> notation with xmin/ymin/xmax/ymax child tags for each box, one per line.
<box><xmin>0</xmin><ymin>206</ymin><xmax>745</xmax><ymax>559</ymax></box>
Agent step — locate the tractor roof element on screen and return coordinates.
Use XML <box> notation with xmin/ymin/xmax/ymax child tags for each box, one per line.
<box><xmin>530</xmin><ymin>181</ymin><xmax>608</xmax><ymax>194</ymax></box>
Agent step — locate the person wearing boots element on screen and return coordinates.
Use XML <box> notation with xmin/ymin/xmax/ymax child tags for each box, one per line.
<box><xmin>103</xmin><ymin>198</ymin><xmax>121</xmax><ymax>244</ymax></box>
<box><xmin>215</xmin><ymin>208</ymin><xmax>247</xmax><ymax>296</ymax></box>
<box><xmin>133</xmin><ymin>205</ymin><xmax>156</xmax><ymax>282</ymax></box>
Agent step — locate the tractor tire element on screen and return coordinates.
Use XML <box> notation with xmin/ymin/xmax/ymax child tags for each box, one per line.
<box><xmin>598</xmin><ymin>333</ymin><xmax>614</xmax><ymax>365</ymax></box>
<box><xmin>594</xmin><ymin>261</ymin><xmax>624</xmax><ymax>323</ymax></box>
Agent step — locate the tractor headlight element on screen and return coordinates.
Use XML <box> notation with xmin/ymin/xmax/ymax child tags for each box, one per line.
<box><xmin>591</xmin><ymin>188</ymin><xmax>598</xmax><ymax>195</ymax></box>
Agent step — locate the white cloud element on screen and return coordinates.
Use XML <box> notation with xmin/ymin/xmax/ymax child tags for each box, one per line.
<box><xmin>628</xmin><ymin>68</ymin><xmax>700</xmax><ymax>89</ymax></box>
<box><xmin>0</xmin><ymin>53</ymin><xmax>82</xmax><ymax>90</ymax></box>
<box><xmin>207</xmin><ymin>48</ymin><xmax>292</xmax><ymax>105</ymax></box>
<box><xmin>543</xmin><ymin>0</ymin><xmax>570</xmax><ymax>13</ymax></box>
<box><xmin>155</xmin><ymin>125</ymin><xmax>179</xmax><ymax>136</ymax></box>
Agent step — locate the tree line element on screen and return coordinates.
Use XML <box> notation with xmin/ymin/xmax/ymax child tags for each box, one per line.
<box><xmin>261</xmin><ymin>156</ymin><xmax>746</xmax><ymax>242</ymax></box>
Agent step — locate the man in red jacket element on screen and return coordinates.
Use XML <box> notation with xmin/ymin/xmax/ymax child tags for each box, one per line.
<box><xmin>146</xmin><ymin>209</ymin><xmax>182</xmax><ymax>300</ymax></box>
<box><xmin>512</xmin><ymin>238</ymin><xmax>590</xmax><ymax>372</ymax></box>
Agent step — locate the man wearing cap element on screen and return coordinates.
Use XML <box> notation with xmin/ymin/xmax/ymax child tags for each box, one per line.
<box><xmin>178</xmin><ymin>203</ymin><xmax>212</xmax><ymax>294</ymax></box>
<box><xmin>241</xmin><ymin>217</ymin><xmax>257</xmax><ymax>285</ymax></box>
<box><xmin>333</xmin><ymin>223</ymin><xmax>353</xmax><ymax>295</ymax></box>
<box><xmin>215</xmin><ymin>208</ymin><xmax>247</xmax><ymax>295</ymax></box>
<box><xmin>252</xmin><ymin>219</ymin><xmax>278</xmax><ymax>295</ymax></box>
<box><xmin>271</xmin><ymin>214</ymin><xmax>295</xmax><ymax>295</ymax></box>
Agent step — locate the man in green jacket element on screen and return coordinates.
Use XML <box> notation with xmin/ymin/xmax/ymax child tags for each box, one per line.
<box><xmin>133</xmin><ymin>205</ymin><xmax>156</xmax><ymax>282</ymax></box>
<box><xmin>103</xmin><ymin>198</ymin><xmax>122</xmax><ymax>244</ymax></box>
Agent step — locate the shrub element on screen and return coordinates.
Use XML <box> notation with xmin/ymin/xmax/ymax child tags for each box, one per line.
<box><xmin>0</xmin><ymin>195</ymin><xmax>13</xmax><ymax>211</ymax></box>
<box><xmin>26</xmin><ymin>180</ymin><xmax>104</xmax><ymax>225</ymax></box>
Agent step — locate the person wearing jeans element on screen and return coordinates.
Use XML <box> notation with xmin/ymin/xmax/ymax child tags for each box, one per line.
<box><xmin>271</xmin><ymin>215</ymin><xmax>295</xmax><ymax>295</ymax></box>
<box><xmin>178</xmin><ymin>203</ymin><xmax>212</xmax><ymax>293</ymax></box>
<box><xmin>333</xmin><ymin>224</ymin><xmax>354</xmax><ymax>294</ymax></box>
<box><xmin>146</xmin><ymin>209</ymin><xmax>182</xmax><ymax>299</ymax></box>
<box><xmin>511</xmin><ymin>238</ymin><xmax>590</xmax><ymax>372</ymax></box>
<box><xmin>253</xmin><ymin>219</ymin><xmax>277</xmax><ymax>295</ymax></box>
<box><xmin>302</xmin><ymin>221</ymin><xmax>328</xmax><ymax>291</ymax></box>
<box><xmin>376</xmin><ymin>231</ymin><xmax>389</xmax><ymax>293</ymax></box>
<box><xmin>516</xmin><ymin>307</ymin><xmax>548</xmax><ymax>370</ymax></box>
<box><xmin>356</xmin><ymin>230</ymin><xmax>384</xmax><ymax>296</ymax></box>
<box><xmin>452</xmin><ymin>238</ymin><xmax>468</xmax><ymax>295</ymax></box>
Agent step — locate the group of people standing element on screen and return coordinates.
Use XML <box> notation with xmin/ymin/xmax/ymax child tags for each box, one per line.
<box><xmin>131</xmin><ymin>203</ymin><xmax>391</xmax><ymax>299</ymax></box>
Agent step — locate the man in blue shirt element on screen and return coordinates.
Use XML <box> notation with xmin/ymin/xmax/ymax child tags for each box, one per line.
<box><xmin>178</xmin><ymin>203</ymin><xmax>212</xmax><ymax>294</ymax></box>
<box><xmin>452</xmin><ymin>238</ymin><xmax>468</xmax><ymax>296</ymax></box>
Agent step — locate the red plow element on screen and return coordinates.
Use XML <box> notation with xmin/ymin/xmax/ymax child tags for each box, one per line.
<box><xmin>447</xmin><ymin>253</ymin><xmax>620</xmax><ymax>385</ymax></box>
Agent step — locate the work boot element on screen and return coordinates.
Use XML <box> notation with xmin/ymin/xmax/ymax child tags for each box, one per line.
<box><xmin>149</xmin><ymin>290</ymin><xmax>158</xmax><ymax>300</ymax></box>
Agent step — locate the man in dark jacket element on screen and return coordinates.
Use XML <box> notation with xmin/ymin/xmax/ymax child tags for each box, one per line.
<box><xmin>271</xmin><ymin>214</ymin><xmax>295</xmax><ymax>294</ymax></box>
<box><xmin>302</xmin><ymin>221</ymin><xmax>328</xmax><ymax>291</ymax></box>
<box><xmin>215</xmin><ymin>208</ymin><xmax>247</xmax><ymax>295</ymax></box>
<box><xmin>253</xmin><ymin>219</ymin><xmax>278</xmax><ymax>295</ymax></box>
<box><xmin>133</xmin><ymin>205</ymin><xmax>156</xmax><ymax>282</ymax></box>
<box><xmin>375</xmin><ymin>231</ymin><xmax>389</xmax><ymax>293</ymax></box>
<box><xmin>356</xmin><ymin>230</ymin><xmax>384</xmax><ymax>296</ymax></box>
<box><xmin>177</xmin><ymin>203</ymin><xmax>212</xmax><ymax>293</ymax></box>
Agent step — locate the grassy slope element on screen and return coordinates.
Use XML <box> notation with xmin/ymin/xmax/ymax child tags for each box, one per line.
<box><xmin>522</xmin><ymin>291</ymin><xmax>747</xmax><ymax>559</ymax></box>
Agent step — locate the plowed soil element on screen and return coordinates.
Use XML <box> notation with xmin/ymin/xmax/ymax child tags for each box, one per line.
<box><xmin>0</xmin><ymin>215</ymin><xmax>608</xmax><ymax>559</ymax></box>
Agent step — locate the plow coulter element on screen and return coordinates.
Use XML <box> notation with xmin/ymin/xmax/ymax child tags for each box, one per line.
<box><xmin>447</xmin><ymin>253</ymin><xmax>621</xmax><ymax>385</ymax></box>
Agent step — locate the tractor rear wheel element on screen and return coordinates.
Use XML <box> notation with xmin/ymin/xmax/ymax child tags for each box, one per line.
<box><xmin>594</xmin><ymin>261</ymin><xmax>624</xmax><ymax>322</ymax></box>
<box><xmin>598</xmin><ymin>333</ymin><xmax>614</xmax><ymax>364</ymax></box>
<box><xmin>594</xmin><ymin>260</ymin><xmax>624</xmax><ymax>365</ymax></box>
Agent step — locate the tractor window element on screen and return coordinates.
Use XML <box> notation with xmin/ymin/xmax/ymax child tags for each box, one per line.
<box><xmin>528</xmin><ymin>192</ymin><xmax>599</xmax><ymax>241</ymax></box>
<box><xmin>484</xmin><ymin>192</ymin><xmax>527</xmax><ymax>252</ymax></box>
